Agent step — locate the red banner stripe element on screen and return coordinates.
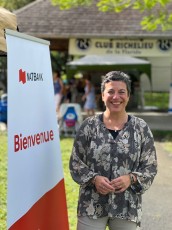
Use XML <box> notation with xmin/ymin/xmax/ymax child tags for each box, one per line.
<box><xmin>9</xmin><ymin>179</ymin><xmax>69</xmax><ymax>230</ymax></box>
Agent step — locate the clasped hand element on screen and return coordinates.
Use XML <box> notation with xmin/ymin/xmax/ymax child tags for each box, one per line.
<box><xmin>94</xmin><ymin>175</ymin><xmax>131</xmax><ymax>195</ymax></box>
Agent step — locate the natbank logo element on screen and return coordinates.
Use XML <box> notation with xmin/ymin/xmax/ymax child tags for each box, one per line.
<box><xmin>19</xmin><ymin>69</ymin><xmax>43</xmax><ymax>84</ymax></box>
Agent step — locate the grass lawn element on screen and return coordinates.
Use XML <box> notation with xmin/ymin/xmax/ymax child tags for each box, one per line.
<box><xmin>163</xmin><ymin>142</ymin><xmax>172</xmax><ymax>154</ymax></box>
<box><xmin>0</xmin><ymin>133</ymin><xmax>8</xmax><ymax>230</ymax></box>
<box><xmin>144</xmin><ymin>92</ymin><xmax>169</xmax><ymax>110</ymax></box>
<box><xmin>60</xmin><ymin>137</ymin><xmax>78</xmax><ymax>230</ymax></box>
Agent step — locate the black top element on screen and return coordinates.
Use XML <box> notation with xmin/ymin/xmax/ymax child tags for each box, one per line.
<box><xmin>100</xmin><ymin>113</ymin><xmax>131</xmax><ymax>139</ymax></box>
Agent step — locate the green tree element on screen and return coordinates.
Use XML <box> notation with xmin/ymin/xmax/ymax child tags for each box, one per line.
<box><xmin>51</xmin><ymin>0</ymin><xmax>172</xmax><ymax>31</ymax></box>
<box><xmin>0</xmin><ymin>0</ymin><xmax>35</xmax><ymax>11</ymax></box>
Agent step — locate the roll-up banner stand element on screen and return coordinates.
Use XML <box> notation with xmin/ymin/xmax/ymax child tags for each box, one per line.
<box><xmin>6</xmin><ymin>29</ymin><xmax>69</xmax><ymax>230</ymax></box>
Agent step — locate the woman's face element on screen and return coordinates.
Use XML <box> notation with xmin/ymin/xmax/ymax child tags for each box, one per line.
<box><xmin>102</xmin><ymin>81</ymin><xmax>129</xmax><ymax>113</ymax></box>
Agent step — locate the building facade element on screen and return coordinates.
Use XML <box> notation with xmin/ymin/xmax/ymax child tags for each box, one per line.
<box><xmin>15</xmin><ymin>0</ymin><xmax>172</xmax><ymax>93</ymax></box>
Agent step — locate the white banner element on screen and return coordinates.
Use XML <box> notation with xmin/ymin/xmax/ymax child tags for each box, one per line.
<box><xmin>69</xmin><ymin>38</ymin><xmax>172</xmax><ymax>57</ymax></box>
<box><xmin>6</xmin><ymin>29</ymin><xmax>69</xmax><ymax>229</ymax></box>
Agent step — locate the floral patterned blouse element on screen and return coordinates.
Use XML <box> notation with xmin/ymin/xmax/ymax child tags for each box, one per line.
<box><xmin>69</xmin><ymin>114</ymin><xmax>157</xmax><ymax>226</ymax></box>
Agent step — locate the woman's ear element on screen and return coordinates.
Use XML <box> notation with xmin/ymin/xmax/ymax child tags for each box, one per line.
<box><xmin>101</xmin><ymin>92</ymin><xmax>104</xmax><ymax>102</ymax></box>
<box><xmin>101</xmin><ymin>93</ymin><xmax>106</xmax><ymax>107</ymax></box>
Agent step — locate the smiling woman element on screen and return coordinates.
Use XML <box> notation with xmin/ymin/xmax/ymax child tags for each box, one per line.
<box><xmin>101</xmin><ymin>71</ymin><xmax>130</xmax><ymax>130</ymax></box>
<box><xmin>69</xmin><ymin>71</ymin><xmax>157</xmax><ymax>230</ymax></box>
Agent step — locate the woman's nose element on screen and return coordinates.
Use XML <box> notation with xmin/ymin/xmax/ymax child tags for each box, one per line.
<box><xmin>112</xmin><ymin>92</ymin><xmax>120</xmax><ymax>99</ymax></box>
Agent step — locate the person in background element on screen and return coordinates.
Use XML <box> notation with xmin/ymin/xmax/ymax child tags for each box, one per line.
<box><xmin>63</xmin><ymin>82</ymin><xmax>72</xmax><ymax>103</ymax></box>
<box><xmin>82</xmin><ymin>74</ymin><xmax>96</xmax><ymax>116</ymax></box>
<box><xmin>53</xmin><ymin>70</ymin><xmax>64</xmax><ymax>115</ymax></box>
<box><xmin>69</xmin><ymin>71</ymin><xmax>157</xmax><ymax>230</ymax></box>
<box><xmin>70</xmin><ymin>78</ymin><xmax>78</xmax><ymax>103</ymax></box>
<box><xmin>76</xmin><ymin>79</ymin><xmax>85</xmax><ymax>106</ymax></box>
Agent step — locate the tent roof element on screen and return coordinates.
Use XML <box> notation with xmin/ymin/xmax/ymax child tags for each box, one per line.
<box><xmin>67</xmin><ymin>55</ymin><xmax>150</xmax><ymax>66</ymax></box>
<box><xmin>67</xmin><ymin>55</ymin><xmax>151</xmax><ymax>82</ymax></box>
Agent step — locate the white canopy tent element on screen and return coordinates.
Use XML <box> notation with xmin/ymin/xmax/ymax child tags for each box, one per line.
<box><xmin>67</xmin><ymin>55</ymin><xmax>150</xmax><ymax>66</ymax></box>
<box><xmin>67</xmin><ymin>55</ymin><xmax>152</xmax><ymax>109</ymax></box>
<box><xmin>67</xmin><ymin>54</ymin><xmax>151</xmax><ymax>82</ymax></box>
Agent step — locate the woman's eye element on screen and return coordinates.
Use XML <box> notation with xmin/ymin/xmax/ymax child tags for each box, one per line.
<box><xmin>119</xmin><ymin>90</ymin><xmax>126</xmax><ymax>94</ymax></box>
<box><xmin>108</xmin><ymin>91</ymin><xmax>114</xmax><ymax>95</ymax></box>
<box><xmin>106</xmin><ymin>90</ymin><xmax>127</xmax><ymax>95</ymax></box>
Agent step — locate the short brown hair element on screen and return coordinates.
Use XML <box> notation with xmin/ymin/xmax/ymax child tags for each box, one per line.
<box><xmin>101</xmin><ymin>71</ymin><xmax>131</xmax><ymax>96</ymax></box>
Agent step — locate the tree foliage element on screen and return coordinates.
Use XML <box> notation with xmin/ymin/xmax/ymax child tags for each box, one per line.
<box><xmin>0</xmin><ymin>0</ymin><xmax>35</xmax><ymax>11</ymax></box>
<box><xmin>51</xmin><ymin>0</ymin><xmax>172</xmax><ymax>31</ymax></box>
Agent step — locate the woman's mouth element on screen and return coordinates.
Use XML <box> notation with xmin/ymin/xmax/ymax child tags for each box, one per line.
<box><xmin>112</xmin><ymin>102</ymin><xmax>121</xmax><ymax>105</ymax></box>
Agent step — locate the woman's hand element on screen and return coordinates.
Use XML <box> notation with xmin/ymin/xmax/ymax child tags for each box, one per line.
<box><xmin>110</xmin><ymin>175</ymin><xmax>131</xmax><ymax>193</ymax></box>
<box><xmin>93</xmin><ymin>176</ymin><xmax>115</xmax><ymax>195</ymax></box>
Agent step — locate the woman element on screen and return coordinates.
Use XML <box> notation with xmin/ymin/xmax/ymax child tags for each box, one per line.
<box><xmin>69</xmin><ymin>71</ymin><xmax>157</xmax><ymax>230</ymax></box>
<box><xmin>82</xmin><ymin>75</ymin><xmax>96</xmax><ymax>116</ymax></box>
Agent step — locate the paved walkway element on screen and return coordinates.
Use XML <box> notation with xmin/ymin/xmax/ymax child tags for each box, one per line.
<box><xmin>126</xmin><ymin>111</ymin><xmax>172</xmax><ymax>229</ymax></box>
<box><xmin>129</xmin><ymin>112</ymin><xmax>172</xmax><ymax>131</ymax></box>
<box><xmin>141</xmin><ymin>142</ymin><xmax>172</xmax><ymax>230</ymax></box>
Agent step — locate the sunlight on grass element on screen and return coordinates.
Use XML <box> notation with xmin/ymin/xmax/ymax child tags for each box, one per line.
<box><xmin>60</xmin><ymin>137</ymin><xmax>79</xmax><ymax>230</ymax></box>
<box><xmin>0</xmin><ymin>133</ymin><xmax>7</xmax><ymax>230</ymax></box>
<box><xmin>144</xmin><ymin>92</ymin><xmax>169</xmax><ymax>110</ymax></box>
<box><xmin>163</xmin><ymin>142</ymin><xmax>172</xmax><ymax>155</ymax></box>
